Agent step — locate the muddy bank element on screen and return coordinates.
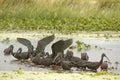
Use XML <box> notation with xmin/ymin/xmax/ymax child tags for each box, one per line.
<box><xmin>0</xmin><ymin>70</ymin><xmax>120</xmax><ymax>80</ymax></box>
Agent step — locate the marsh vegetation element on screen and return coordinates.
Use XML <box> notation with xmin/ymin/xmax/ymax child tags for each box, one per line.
<box><xmin>0</xmin><ymin>0</ymin><xmax>120</xmax><ymax>31</ymax></box>
<box><xmin>0</xmin><ymin>70</ymin><xmax>120</xmax><ymax>80</ymax></box>
<box><xmin>0</xmin><ymin>0</ymin><xmax>120</xmax><ymax>79</ymax></box>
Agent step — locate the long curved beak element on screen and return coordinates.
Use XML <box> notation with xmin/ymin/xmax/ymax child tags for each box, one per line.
<box><xmin>105</xmin><ymin>55</ymin><xmax>110</xmax><ymax>62</ymax></box>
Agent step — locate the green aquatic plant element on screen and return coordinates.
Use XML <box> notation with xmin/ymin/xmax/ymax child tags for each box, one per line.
<box><xmin>0</xmin><ymin>17</ymin><xmax>120</xmax><ymax>32</ymax></box>
<box><xmin>1</xmin><ymin>37</ymin><xmax>10</xmax><ymax>44</ymax></box>
<box><xmin>77</xmin><ymin>46</ymin><xmax>83</xmax><ymax>52</ymax></box>
<box><xmin>14</xmin><ymin>70</ymin><xmax>24</xmax><ymax>75</ymax></box>
<box><xmin>104</xmin><ymin>34</ymin><xmax>109</xmax><ymax>39</ymax></box>
<box><xmin>95</xmin><ymin>71</ymin><xmax>107</xmax><ymax>76</ymax></box>
<box><xmin>95</xmin><ymin>45</ymin><xmax>98</xmax><ymax>48</ymax></box>
<box><xmin>109</xmin><ymin>72</ymin><xmax>120</xmax><ymax>76</ymax></box>
<box><xmin>76</xmin><ymin>40</ymin><xmax>84</xmax><ymax>52</ymax></box>
<box><xmin>84</xmin><ymin>44</ymin><xmax>91</xmax><ymax>50</ymax></box>
<box><xmin>114</xmin><ymin>61</ymin><xmax>119</xmax><ymax>70</ymax></box>
<box><xmin>73</xmin><ymin>40</ymin><xmax>91</xmax><ymax>52</ymax></box>
<box><xmin>2</xmin><ymin>72</ymin><xmax>9</xmax><ymax>78</ymax></box>
<box><xmin>0</xmin><ymin>0</ymin><xmax>120</xmax><ymax>31</ymax></box>
<box><xmin>31</xmin><ymin>72</ymin><xmax>39</xmax><ymax>75</ymax></box>
<box><xmin>76</xmin><ymin>41</ymin><xmax>84</xmax><ymax>46</ymax></box>
<box><xmin>69</xmin><ymin>45</ymin><xmax>76</xmax><ymax>49</ymax></box>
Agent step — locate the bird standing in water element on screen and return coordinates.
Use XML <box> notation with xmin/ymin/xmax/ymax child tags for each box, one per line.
<box><xmin>53</xmin><ymin>52</ymin><xmax>75</xmax><ymax>70</ymax></box>
<box><xmin>4</xmin><ymin>45</ymin><xmax>13</xmax><ymax>55</ymax></box>
<box><xmin>31</xmin><ymin>39</ymin><xmax>73</xmax><ymax>66</ymax></box>
<box><xmin>3</xmin><ymin>35</ymin><xmax>54</xmax><ymax>61</ymax></box>
<box><xmin>83</xmin><ymin>53</ymin><xmax>110</xmax><ymax>72</ymax></box>
<box><xmin>100</xmin><ymin>61</ymin><xmax>108</xmax><ymax>71</ymax></box>
<box><xmin>12</xmin><ymin>47</ymin><xmax>32</xmax><ymax>60</ymax></box>
<box><xmin>17</xmin><ymin>34</ymin><xmax>55</xmax><ymax>57</ymax></box>
<box><xmin>4</xmin><ymin>45</ymin><xmax>32</xmax><ymax>60</ymax></box>
<box><xmin>65</xmin><ymin>50</ymin><xmax>81</xmax><ymax>62</ymax></box>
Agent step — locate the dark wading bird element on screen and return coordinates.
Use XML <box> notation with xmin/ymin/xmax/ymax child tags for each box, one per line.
<box><xmin>63</xmin><ymin>50</ymin><xmax>83</xmax><ymax>69</ymax></box>
<box><xmin>81</xmin><ymin>53</ymin><xmax>89</xmax><ymax>61</ymax></box>
<box><xmin>4</xmin><ymin>45</ymin><xmax>14</xmax><ymax>55</ymax></box>
<box><xmin>82</xmin><ymin>53</ymin><xmax>110</xmax><ymax>72</ymax></box>
<box><xmin>17</xmin><ymin>34</ymin><xmax>55</xmax><ymax>57</ymax></box>
<box><xmin>51</xmin><ymin>39</ymin><xmax>73</xmax><ymax>58</ymax></box>
<box><xmin>4</xmin><ymin>35</ymin><xmax>55</xmax><ymax>60</ymax></box>
<box><xmin>17</xmin><ymin>34</ymin><xmax>73</xmax><ymax>66</ymax></box>
<box><xmin>64</xmin><ymin>50</ymin><xmax>81</xmax><ymax>62</ymax></box>
<box><xmin>64</xmin><ymin>50</ymin><xmax>73</xmax><ymax>61</ymax></box>
<box><xmin>100</xmin><ymin>61</ymin><xmax>108</xmax><ymax>71</ymax></box>
<box><xmin>53</xmin><ymin>52</ymin><xmax>75</xmax><ymax>70</ymax></box>
<box><xmin>4</xmin><ymin>45</ymin><xmax>32</xmax><ymax>60</ymax></box>
<box><xmin>31</xmin><ymin>39</ymin><xmax>73</xmax><ymax>66</ymax></box>
<box><xmin>12</xmin><ymin>47</ymin><xmax>33</xmax><ymax>60</ymax></box>
<box><xmin>17</xmin><ymin>35</ymin><xmax>54</xmax><ymax>58</ymax></box>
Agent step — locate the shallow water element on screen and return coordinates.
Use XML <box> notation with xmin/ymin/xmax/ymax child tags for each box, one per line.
<box><xmin>0</xmin><ymin>34</ymin><xmax>120</xmax><ymax>73</ymax></box>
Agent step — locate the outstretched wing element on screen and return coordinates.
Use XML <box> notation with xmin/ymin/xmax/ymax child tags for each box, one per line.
<box><xmin>51</xmin><ymin>40</ymin><xmax>65</xmax><ymax>58</ymax></box>
<box><xmin>35</xmin><ymin>34</ymin><xmax>55</xmax><ymax>54</ymax></box>
<box><xmin>51</xmin><ymin>39</ymin><xmax>73</xmax><ymax>58</ymax></box>
<box><xmin>17</xmin><ymin>38</ymin><xmax>32</xmax><ymax>48</ymax></box>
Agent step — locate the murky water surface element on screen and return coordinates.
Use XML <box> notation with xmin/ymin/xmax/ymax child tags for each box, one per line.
<box><xmin>0</xmin><ymin>34</ymin><xmax>120</xmax><ymax>73</ymax></box>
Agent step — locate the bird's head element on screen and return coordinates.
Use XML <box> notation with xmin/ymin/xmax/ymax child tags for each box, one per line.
<box><xmin>102</xmin><ymin>53</ymin><xmax>110</xmax><ymax>61</ymax></box>
<box><xmin>66</xmin><ymin>50</ymin><xmax>73</xmax><ymax>58</ymax></box>
<box><xmin>4</xmin><ymin>45</ymin><xmax>14</xmax><ymax>55</ymax></box>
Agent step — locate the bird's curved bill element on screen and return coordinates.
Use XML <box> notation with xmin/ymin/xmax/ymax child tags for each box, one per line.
<box><xmin>105</xmin><ymin>55</ymin><xmax>110</xmax><ymax>62</ymax></box>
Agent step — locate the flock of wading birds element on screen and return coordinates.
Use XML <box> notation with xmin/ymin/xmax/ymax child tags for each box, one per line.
<box><xmin>3</xmin><ymin>34</ymin><xmax>110</xmax><ymax>72</ymax></box>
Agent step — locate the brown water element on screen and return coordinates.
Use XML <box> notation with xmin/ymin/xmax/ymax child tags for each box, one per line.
<box><xmin>0</xmin><ymin>36</ymin><xmax>120</xmax><ymax>73</ymax></box>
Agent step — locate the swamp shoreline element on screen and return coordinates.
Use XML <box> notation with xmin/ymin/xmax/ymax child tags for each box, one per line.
<box><xmin>0</xmin><ymin>31</ymin><xmax>120</xmax><ymax>80</ymax></box>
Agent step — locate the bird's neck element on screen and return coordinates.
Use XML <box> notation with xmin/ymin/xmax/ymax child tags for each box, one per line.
<box><xmin>17</xmin><ymin>49</ymin><xmax>22</xmax><ymax>54</ymax></box>
<box><xmin>60</xmin><ymin>55</ymin><xmax>64</xmax><ymax>66</ymax></box>
<box><xmin>28</xmin><ymin>48</ymin><xmax>33</xmax><ymax>52</ymax></box>
<box><xmin>98</xmin><ymin>56</ymin><xmax>104</xmax><ymax>66</ymax></box>
<box><xmin>11</xmin><ymin>50</ymin><xmax>14</xmax><ymax>55</ymax></box>
<box><xmin>28</xmin><ymin>48</ymin><xmax>33</xmax><ymax>55</ymax></box>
